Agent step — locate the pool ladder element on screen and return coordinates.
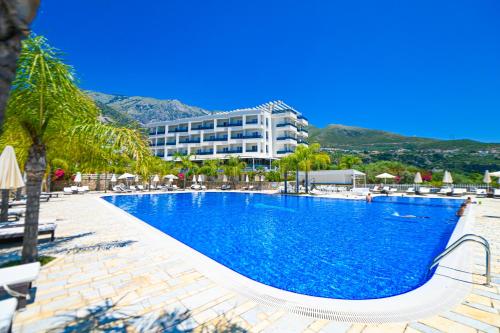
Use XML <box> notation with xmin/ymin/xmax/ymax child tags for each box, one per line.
<box><xmin>429</xmin><ymin>234</ymin><xmax>491</xmax><ymax>286</ymax></box>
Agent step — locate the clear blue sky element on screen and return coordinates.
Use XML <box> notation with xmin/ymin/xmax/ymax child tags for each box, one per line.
<box><xmin>33</xmin><ymin>1</ymin><xmax>499</xmax><ymax>142</ymax></box>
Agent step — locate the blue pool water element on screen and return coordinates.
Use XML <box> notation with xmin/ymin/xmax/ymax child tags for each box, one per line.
<box><xmin>103</xmin><ymin>193</ymin><xmax>462</xmax><ymax>300</ymax></box>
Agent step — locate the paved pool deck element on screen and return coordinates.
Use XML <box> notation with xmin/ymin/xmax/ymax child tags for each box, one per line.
<box><xmin>1</xmin><ymin>192</ymin><xmax>499</xmax><ymax>333</ymax></box>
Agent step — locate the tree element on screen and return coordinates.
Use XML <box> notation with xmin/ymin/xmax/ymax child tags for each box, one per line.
<box><xmin>174</xmin><ymin>153</ymin><xmax>194</xmax><ymax>188</ymax></box>
<box><xmin>3</xmin><ymin>36</ymin><xmax>150</xmax><ymax>263</ymax></box>
<box><xmin>273</xmin><ymin>155</ymin><xmax>294</xmax><ymax>193</ymax></box>
<box><xmin>222</xmin><ymin>156</ymin><xmax>246</xmax><ymax>186</ymax></box>
<box><xmin>199</xmin><ymin>159</ymin><xmax>220</xmax><ymax>180</ymax></box>
<box><xmin>338</xmin><ymin>154</ymin><xmax>362</xmax><ymax>170</ymax></box>
<box><xmin>293</xmin><ymin>143</ymin><xmax>328</xmax><ymax>193</ymax></box>
<box><xmin>0</xmin><ymin>0</ymin><xmax>40</xmax><ymax>132</ymax></box>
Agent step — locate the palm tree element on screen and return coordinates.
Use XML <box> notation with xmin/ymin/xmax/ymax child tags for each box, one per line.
<box><xmin>223</xmin><ymin>156</ymin><xmax>246</xmax><ymax>186</ymax></box>
<box><xmin>199</xmin><ymin>159</ymin><xmax>220</xmax><ymax>181</ymax></box>
<box><xmin>338</xmin><ymin>154</ymin><xmax>362</xmax><ymax>170</ymax></box>
<box><xmin>273</xmin><ymin>156</ymin><xmax>294</xmax><ymax>194</ymax></box>
<box><xmin>293</xmin><ymin>143</ymin><xmax>328</xmax><ymax>193</ymax></box>
<box><xmin>0</xmin><ymin>0</ymin><xmax>39</xmax><ymax>132</ymax></box>
<box><xmin>174</xmin><ymin>153</ymin><xmax>194</xmax><ymax>188</ymax></box>
<box><xmin>3</xmin><ymin>36</ymin><xmax>150</xmax><ymax>263</ymax></box>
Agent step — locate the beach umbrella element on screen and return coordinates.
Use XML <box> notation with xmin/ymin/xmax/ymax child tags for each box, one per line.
<box><xmin>260</xmin><ymin>175</ymin><xmax>266</xmax><ymax>182</ymax></box>
<box><xmin>152</xmin><ymin>175</ymin><xmax>159</xmax><ymax>183</ymax></box>
<box><xmin>376</xmin><ymin>173</ymin><xmax>395</xmax><ymax>184</ymax></box>
<box><xmin>74</xmin><ymin>172</ymin><xmax>82</xmax><ymax>185</ymax></box>
<box><xmin>118</xmin><ymin>173</ymin><xmax>134</xmax><ymax>180</ymax></box>
<box><xmin>483</xmin><ymin>170</ymin><xmax>491</xmax><ymax>184</ymax></box>
<box><xmin>442</xmin><ymin>170</ymin><xmax>453</xmax><ymax>184</ymax></box>
<box><xmin>111</xmin><ymin>174</ymin><xmax>117</xmax><ymax>183</ymax></box>
<box><xmin>490</xmin><ymin>171</ymin><xmax>500</xmax><ymax>177</ymax></box>
<box><xmin>414</xmin><ymin>172</ymin><xmax>423</xmax><ymax>183</ymax></box>
<box><xmin>135</xmin><ymin>175</ymin><xmax>140</xmax><ymax>183</ymax></box>
<box><xmin>192</xmin><ymin>175</ymin><xmax>197</xmax><ymax>183</ymax></box>
<box><xmin>254</xmin><ymin>175</ymin><xmax>259</xmax><ymax>182</ymax></box>
<box><xmin>223</xmin><ymin>174</ymin><xmax>228</xmax><ymax>182</ymax></box>
<box><xmin>164</xmin><ymin>174</ymin><xmax>178</xmax><ymax>180</ymax></box>
<box><xmin>197</xmin><ymin>174</ymin><xmax>203</xmax><ymax>183</ymax></box>
<box><xmin>0</xmin><ymin>146</ymin><xmax>25</xmax><ymax>190</ymax></box>
<box><xmin>245</xmin><ymin>174</ymin><xmax>249</xmax><ymax>183</ymax></box>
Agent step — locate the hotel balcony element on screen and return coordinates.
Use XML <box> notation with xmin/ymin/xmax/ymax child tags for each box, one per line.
<box><xmin>169</xmin><ymin>127</ymin><xmax>189</xmax><ymax>133</ymax></box>
<box><xmin>276</xmin><ymin>149</ymin><xmax>295</xmax><ymax>154</ymax></box>
<box><xmin>191</xmin><ymin>123</ymin><xmax>214</xmax><ymax>131</ymax></box>
<box><xmin>195</xmin><ymin>149</ymin><xmax>214</xmax><ymax>155</ymax></box>
<box><xmin>230</xmin><ymin>133</ymin><xmax>263</xmax><ymax>140</ymax></box>
<box><xmin>217</xmin><ymin>121</ymin><xmax>243</xmax><ymax>128</ymax></box>
<box><xmin>178</xmin><ymin>138</ymin><xmax>201</xmax><ymax>144</ymax></box>
<box><xmin>204</xmin><ymin>136</ymin><xmax>228</xmax><ymax>142</ymax></box>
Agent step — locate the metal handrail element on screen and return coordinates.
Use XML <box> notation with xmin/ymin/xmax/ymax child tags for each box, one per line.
<box><xmin>429</xmin><ymin>233</ymin><xmax>490</xmax><ymax>286</ymax></box>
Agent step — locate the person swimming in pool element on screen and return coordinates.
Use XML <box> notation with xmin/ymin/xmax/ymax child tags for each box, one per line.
<box><xmin>392</xmin><ymin>212</ymin><xmax>430</xmax><ymax>219</ymax></box>
<box><xmin>366</xmin><ymin>193</ymin><xmax>372</xmax><ymax>202</ymax></box>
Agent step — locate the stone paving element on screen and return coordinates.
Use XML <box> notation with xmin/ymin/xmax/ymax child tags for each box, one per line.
<box><xmin>0</xmin><ymin>193</ymin><xmax>499</xmax><ymax>333</ymax></box>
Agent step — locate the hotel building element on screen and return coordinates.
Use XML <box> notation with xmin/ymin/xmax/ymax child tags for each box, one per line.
<box><xmin>146</xmin><ymin>101</ymin><xmax>308</xmax><ymax>169</ymax></box>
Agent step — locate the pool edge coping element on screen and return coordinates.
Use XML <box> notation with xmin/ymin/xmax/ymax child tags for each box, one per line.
<box><xmin>97</xmin><ymin>192</ymin><xmax>476</xmax><ymax>324</ymax></box>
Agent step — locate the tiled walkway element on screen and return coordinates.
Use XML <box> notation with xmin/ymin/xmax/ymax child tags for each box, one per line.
<box><xmin>1</xmin><ymin>194</ymin><xmax>499</xmax><ymax>333</ymax></box>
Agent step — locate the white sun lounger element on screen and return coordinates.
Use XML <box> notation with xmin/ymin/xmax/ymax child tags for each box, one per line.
<box><xmin>418</xmin><ymin>187</ymin><xmax>430</xmax><ymax>195</ymax></box>
<box><xmin>0</xmin><ymin>262</ymin><xmax>41</xmax><ymax>309</ymax></box>
<box><xmin>0</xmin><ymin>223</ymin><xmax>57</xmax><ymax>242</ymax></box>
<box><xmin>438</xmin><ymin>188</ymin><xmax>452</xmax><ymax>195</ymax></box>
<box><xmin>475</xmin><ymin>189</ymin><xmax>487</xmax><ymax>197</ymax></box>
<box><xmin>406</xmin><ymin>187</ymin><xmax>415</xmax><ymax>194</ymax></box>
<box><xmin>0</xmin><ymin>298</ymin><xmax>17</xmax><ymax>333</ymax></box>
<box><xmin>452</xmin><ymin>188</ymin><xmax>466</xmax><ymax>196</ymax></box>
<box><xmin>494</xmin><ymin>189</ymin><xmax>500</xmax><ymax>198</ymax></box>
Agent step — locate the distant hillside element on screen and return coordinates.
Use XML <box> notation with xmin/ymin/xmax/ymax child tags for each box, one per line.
<box><xmin>88</xmin><ymin>91</ymin><xmax>210</xmax><ymax>125</ymax></box>
<box><xmin>308</xmin><ymin>124</ymin><xmax>500</xmax><ymax>152</ymax></box>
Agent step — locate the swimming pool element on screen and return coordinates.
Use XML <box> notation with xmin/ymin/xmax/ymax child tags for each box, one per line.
<box><xmin>103</xmin><ymin>193</ymin><xmax>462</xmax><ymax>300</ymax></box>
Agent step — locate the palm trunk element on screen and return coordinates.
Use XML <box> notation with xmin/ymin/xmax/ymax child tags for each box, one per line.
<box><xmin>305</xmin><ymin>169</ymin><xmax>309</xmax><ymax>193</ymax></box>
<box><xmin>21</xmin><ymin>141</ymin><xmax>46</xmax><ymax>264</ymax></box>
<box><xmin>296</xmin><ymin>166</ymin><xmax>299</xmax><ymax>193</ymax></box>
<box><xmin>284</xmin><ymin>171</ymin><xmax>288</xmax><ymax>194</ymax></box>
<box><xmin>1</xmin><ymin>189</ymin><xmax>10</xmax><ymax>221</ymax></box>
<box><xmin>95</xmin><ymin>173</ymin><xmax>100</xmax><ymax>191</ymax></box>
<box><xmin>104</xmin><ymin>171</ymin><xmax>107</xmax><ymax>193</ymax></box>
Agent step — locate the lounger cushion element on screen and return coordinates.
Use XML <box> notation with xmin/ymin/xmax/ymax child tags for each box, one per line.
<box><xmin>0</xmin><ymin>298</ymin><xmax>17</xmax><ymax>333</ymax></box>
<box><xmin>0</xmin><ymin>262</ymin><xmax>40</xmax><ymax>286</ymax></box>
<box><xmin>0</xmin><ymin>223</ymin><xmax>56</xmax><ymax>240</ymax></box>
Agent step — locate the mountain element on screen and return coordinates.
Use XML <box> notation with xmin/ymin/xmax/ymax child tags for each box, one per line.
<box><xmin>87</xmin><ymin>91</ymin><xmax>210</xmax><ymax>125</ymax></box>
<box><xmin>308</xmin><ymin>124</ymin><xmax>500</xmax><ymax>173</ymax></box>
<box><xmin>308</xmin><ymin>124</ymin><xmax>500</xmax><ymax>152</ymax></box>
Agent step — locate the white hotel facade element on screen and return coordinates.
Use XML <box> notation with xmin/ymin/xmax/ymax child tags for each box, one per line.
<box><xmin>146</xmin><ymin>101</ymin><xmax>308</xmax><ymax>169</ymax></box>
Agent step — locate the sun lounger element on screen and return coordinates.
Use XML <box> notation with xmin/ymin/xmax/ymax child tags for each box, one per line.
<box><xmin>452</xmin><ymin>188</ymin><xmax>466</xmax><ymax>196</ymax></box>
<box><xmin>418</xmin><ymin>187</ymin><xmax>430</xmax><ymax>195</ymax></box>
<box><xmin>475</xmin><ymin>189</ymin><xmax>486</xmax><ymax>197</ymax></box>
<box><xmin>371</xmin><ymin>186</ymin><xmax>381</xmax><ymax>193</ymax></box>
<box><xmin>438</xmin><ymin>187</ymin><xmax>452</xmax><ymax>195</ymax></box>
<box><xmin>406</xmin><ymin>187</ymin><xmax>415</xmax><ymax>194</ymax></box>
<box><xmin>42</xmin><ymin>192</ymin><xmax>60</xmax><ymax>198</ymax></box>
<box><xmin>0</xmin><ymin>262</ymin><xmax>40</xmax><ymax>309</ymax></box>
<box><xmin>63</xmin><ymin>187</ymin><xmax>73</xmax><ymax>195</ymax></box>
<box><xmin>0</xmin><ymin>223</ymin><xmax>56</xmax><ymax>242</ymax></box>
<box><xmin>494</xmin><ymin>189</ymin><xmax>500</xmax><ymax>198</ymax></box>
<box><xmin>221</xmin><ymin>184</ymin><xmax>231</xmax><ymax>190</ymax></box>
<box><xmin>191</xmin><ymin>184</ymin><xmax>201</xmax><ymax>190</ymax></box>
<box><xmin>0</xmin><ymin>298</ymin><xmax>17</xmax><ymax>332</ymax></box>
<box><xmin>137</xmin><ymin>185</ymin><xmax>144</xmax><ymax>191</ymax></box>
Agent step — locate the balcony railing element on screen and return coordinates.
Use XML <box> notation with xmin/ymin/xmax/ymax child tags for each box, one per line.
<box><xmin>276</xmin><ymin>122</ymin><xmax>297</xmax><ymax>128</ymax></box>
<box><xmin>204</xmin><ymin>137</ymin><xmax>228</xmax><ymax>142</ymax></box>
<box><xmin>150</xmin><ymin>142</ymin><xmax>165</xmax><ymax>146</ymax></box>
<box><xmin>191</xmin><ymin>124</ymin><xmax>214</xmax><ymax>130</ymax></box>
<box><xmin>245</xmin><ymin>119</ymin><xmax>258</xmax><ymax>124</ymax></box>
<box><xmin>277</xmin><ymin>136</ymin><xmax>297</xmax><ymax>141</ymax></box>
<box><xmin>178</xmin><ymin>139</ymin><xmax>201</xmax><ymax>144</ymax></box>
<box><xmin>217</xmin><ymin>121</ymin><xmax>243</xmax><ymax>127</ymax></box>
<box><xmin>245</xmin><ymin>148</ymin><xmax>258</xmax><ymax>152</ymax></box>
<box><xmin>277</xmin><ymin>149</ymin><xmax>295</xmax><ymax>154</ymax></box>
<box><xmin>230</xmin><ymin>134</ymin><xmax>262</xmax><ymax>139</ymax></box>
<box><xmin>169</xmin><ymin>128</ymin><xmax>189</xmax><ymax>133</ymax></box>
<box><xmin>298</xmin><ymin>115</ymin><xmax>308</xmax><ymax>121</ymax></box>
<box><xmin>195</xmin><ymin>150</ymin><xmax>214</xmax><ymax>155</ymax></box>
<box><xmin>217</xmin><ymin>148</ymin><xmax>243</xmax><ymax>154</ymax></box>
<box><xmin>298</xmin><ymin>127</ymin><xmax>308</xmax><ymax>133</ymax></box>
<box><xmin>166</xmin><ymin>141</ymin><xmax>176</xmax><ymax>145</ymax></box>
<box><xmin>298</xmin><ymin>140</ymin><xmax>308</xmax><ymax>144</ymax></box>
